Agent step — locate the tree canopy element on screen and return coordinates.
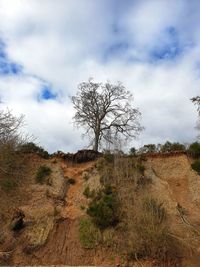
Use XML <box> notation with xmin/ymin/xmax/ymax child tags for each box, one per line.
<box><xmin>71</xmin><ymin>79</ymin><xmax>143</xmax><ymax>151</ymax></box>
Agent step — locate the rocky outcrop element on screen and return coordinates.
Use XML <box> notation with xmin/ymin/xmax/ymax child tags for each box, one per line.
<box><xmin>23</xmin><ymin>215</ymin><xmax>54</xmax><ymax>253</ymax></box>
<box><xmin>46</xmin><ymin>167</ymin><xmax>68</xmax><ymax>202</ymax></box>
<box><xmin>73</xmin><ymin>149</ymin><xmax>102</xmax><ymax>163</ymax></box>
<box><xmin>53</xmin><ymin>149</ymin><xmax>102</xmax><ymax>163</ymax></box>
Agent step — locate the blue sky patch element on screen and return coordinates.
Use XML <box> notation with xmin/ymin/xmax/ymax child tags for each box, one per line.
<box><xmin>0</xmin><ymin>61</ymin><xmax>22</xmax><ymax>75</ymax></box>
<box><xmin>38</xmin><ymin>85</ymin><xmax>58</xmax><ymax>101</ymax></box>
<box><xmin>150</xmin><ymin>26</ymin><xmax>182</xmax><ymax>61</ymax></box>
<box><xmin>0</xmin><ymin>39</ymin><xmax>23</xmax><ymax>75</ymax></box>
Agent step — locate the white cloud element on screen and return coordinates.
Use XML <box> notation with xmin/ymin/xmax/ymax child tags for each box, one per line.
<box><xmin>0</xmin><ymin>0</ymin><xmax>199</xmax><ymax>152</ymax></box>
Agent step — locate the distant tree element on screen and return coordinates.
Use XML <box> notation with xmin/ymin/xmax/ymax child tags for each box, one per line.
<box><xmin>161</xmin><ymin>141</ymin><xmax>185</xmax><ymax>153</ymax></box>
<box><xmin>137</xmin><ymin>144</ymin><xmax>157</xmax><ymax>154</ymax></box>
<box><xmin>129</xmin><ymin>147</ymin><xmax>136</xmax><ymax>155</ymax></box>
<box><xmin>0</xmin><ymin>109</ymin><xmax>24</xmax><ymax>148</ymax></box>
<box><xmin>143</xmin><ymin>144</ymin><xmax>157</xmax><ymax>153</ymax></box>
<box><xmin>20</xmin><ymin>142</ymin><xmax>50</xmax><ymax>159</ymax></box>
<box><xmin>71</xmin><ymin>79</ymin><xmax>143</xmax><ymax>152</ymax></box>
<box><xmin>188</xmin><ymin>142</ymin><xmax>200</xmax><ymax>158</ymax></box>
<box><xmin>0</xmin><ymin>110</ymin><xmax>27</xmax><ymax>182</ymax></box>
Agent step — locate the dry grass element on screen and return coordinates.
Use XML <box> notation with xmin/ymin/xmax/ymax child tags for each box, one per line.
<box><xmin>127</xmin><ymin>196</ymin><xmax>180</xmax><ymax>265</ymax></box>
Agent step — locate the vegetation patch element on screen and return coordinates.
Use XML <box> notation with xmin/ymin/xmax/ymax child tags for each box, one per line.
<box><xmin>128</xmin><ymin>197</ymin><xmax>180</xmax><ymax>264</ymax></box>
<box><xmin>191</xmin><ymin>159</ymin><xmax>200</xmax><ymax>174</ymax></box>
<box><xmin>83</xmin><ymin>185</ymin><xmax>95</xmax><ymax>198</ymax></box>
<box><xmin>82</xmin><ymin>172</ymin><xmax>89</xmax><ymax>181</ymax></box>
<box><xmin>20</xmin><ymin>142</ymin><xmax>50</xmax><ymax>159</ymax></box>
<box><xmin>103</xmin><ymin>152</ymin><xmax>114</xmax><ymax>163</ymax></box>
<box><xmin>136</xmin><ymin>175</ymin><xmax>152</xmax><ymax>188</ymax></box>
<box><xmin>102</xmin><ymin>228</ymin><xmax>115</xmax><ymax>247</ymax></box>
<box><xmin>0</xmin><ymin>177</ymin><xmax>17</xmax><ymax>192</ymax></box>
<box><xmin>36</xmin><ymin>165</ymin><xmax>52</xmax><ymax>184</ymax></box>
<box><xmin>136</xmin><ymin>163</ymin><xmax>145</xmax><ymax>175</ymax></box>
<box><xmin>87</xmin><ymin>185</ymin><xmax>119</xmax><ymax>229</ymax></box>
<box><xmin>79</xmin><ymin>218</ymin><xmax>101</xmax><ymax>249</ymax></box>
<box><xmin>188</xmin><ymin>142</ymin><xmax>200</xmax><ymax>158</ymax></box>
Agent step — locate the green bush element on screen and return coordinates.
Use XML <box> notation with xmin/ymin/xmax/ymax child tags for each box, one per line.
<box><xmin>129</xmin><ymin>147</ymin><xmax>136</xmax><ymax>155</ymax></box>
<box><xmin>20</xmin><ymin>142</ymin><xmax>50</xmax><ymax>159</ymax></box>
<box><xmin>161</xmin><ymin>141</ymin><xmax>185</xmax><ymax>153</ymax></box>
<box><xmin>188</xmin><ymin>142</ymin><xmax>200</xmax><ymax>158</ymax></box>
<box><xmin>83</xmin><ymin>186</ymin><xmax>95</xmax><ymax>198</ymax></box>
<box><xmin>191</xmin><ymin>160</ymin><xmax>200</xmax><ymax>174</ymax></box>
<box><xmin>36</xmin><ymin>165</ymin><xmax>52</xmax><ymax>184</ymax></box>
<box><xmin>87</xmin><ymin>186</ymin><xmax>119</xmax><ymax>229</ymax></box>
<box><xmin>138</xmin><ymin>144</ymin><xmax>157</xmax><ymax>154</ymax></box>
<box><xmin>79</xmin><ymin>218</ymin><xmax>101</xmax><ymax>249</ymax></box>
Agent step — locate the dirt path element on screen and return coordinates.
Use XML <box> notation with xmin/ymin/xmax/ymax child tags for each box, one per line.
<box><xmin>60</xmin><ymin>161</ymin><xmax>95</xmax><ymax>220</ymax></box>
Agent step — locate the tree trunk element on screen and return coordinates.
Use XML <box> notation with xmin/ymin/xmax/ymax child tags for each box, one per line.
<box><xmin>94</xmin><ymin>132</ymin><xmax>99</xmax><ymax>152</ymax></box>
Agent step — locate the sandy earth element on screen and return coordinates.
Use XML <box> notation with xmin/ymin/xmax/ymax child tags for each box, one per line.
<box><xmin>2</xmin><ymin>154</ymin><xmax>200</xmax><ymax>266</ymax></box>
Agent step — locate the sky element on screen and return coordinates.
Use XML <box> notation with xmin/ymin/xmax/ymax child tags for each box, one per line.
<box><xmin>0</xmin><ymin>0</ymin><xmax>199</xmax><ymax>152</ymax></box>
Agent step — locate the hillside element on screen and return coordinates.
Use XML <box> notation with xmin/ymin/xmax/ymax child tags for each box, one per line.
<box><xmin>0</xmin><ymin>152</ymin><xmax>200</xmax><ymax>266</ymax></box>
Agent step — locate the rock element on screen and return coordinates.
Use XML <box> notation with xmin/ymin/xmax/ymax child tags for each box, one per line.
<box><xmin>20</xmin><ymin>203</ymin><xmax>55</xmax><ymax>222</ymax></box>
<box><xmin>24</xmin><ymin>216</ymin><xmax>54</xmax><ymax>253</ymax></box>
<box><xmin>53</xmin><ymin>149</ymin><xmax>102</xmax><ymax>163</ymax></box>
<box><xmin>46</xmin><ymin>167</ymin><xmax>69</xmax><ymax>201</ymax></box>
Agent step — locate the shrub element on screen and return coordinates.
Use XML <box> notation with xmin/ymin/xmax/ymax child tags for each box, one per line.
<box><xmin>79</xmin><ymin>218</ymin><xmax>101</xmax><ymax>249</ymax></box>
<box><xmin>160</xmin><ymin>141</ymin><xmax>185</xmax><ymax>153</ymax></box>
<box><xmin>138</xmin><ymin>144</ymin><xmax>157</xmax><ymax>154</ymax></box>
<box><xmin>103</xmin><ymin>152</ymin><xmax>114</xmax><ymax>163</ymax></box>
<box><xmin>102</xmin><ymin>228</ymin><xmax>115</xmax><ymax>247</ymax></box>
<box><xmin>83</xmin><ymin>186</ymin><xmax>95</xmax><ymax>198</ymax></box>
<box><xmin>36</xmin><ymin>165</ymin><xmax>52</xmax><ymax>184</ymax></box>
<box><xmin>80</xmin><ymin>205</ymin><xmax>85</xmax><ymax>210</ymax></box>
<box><xmin>188</xmin><ymin>142</ymin><xmax>200</xmax><ymax>158</ymax></box>
<box><xmin>129</xmin><ymin>147</ymin><xmax>136</xmax><ymax>155</ymax></box>
<box><xmin>136</xmin><ymin>163</ymin><xmax>145</xmax><ymax>175</ymax></box>
<box><xmin>0</xmin><ymin>177</ymin><xmax>17</xmax><ymax>192</ymax></box>
<box><xmin>82</xmin><ymin>172</ymin><xmax>89</xmax><ymax>181</ymax></box>
<box><xmin>87</xmin><ymin>186</ymin><xmax>119</xmax><ymax>229</ymax></box>
<box><xmin>68</xmin><ymin>178</ymin><xmax>76</xmax><ymax>184</ymax></box>
<box><xmin>191</xmin><ymin>159</ymin><xmax>200</xmax><ymax>174</ymax></box>
<box><xmin>20</xmin><ymin>142</ymin><xmax>50</xmax><ymax>159</ymax></box>
<box><xmin>103</xmin><ymin>184</ymin><xmax>113</xmax><ymax>195</ymax></box>
<box><xmin>128</xmin><ymin>197</ymin><xmax>179</xmax><ymax>264</ymax></box>
<box><xmin>136</xmin><ymin>176</ymin><xmax>152</xmax><ymax>188</ymax></box>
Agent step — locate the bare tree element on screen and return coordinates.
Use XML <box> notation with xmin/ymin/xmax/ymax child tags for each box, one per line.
<box><xmin>0</xmin><ymin>109</ymin><xmax>28</xmax><ymax>180</ymax></box>
<box><xmin>71</xmin><ymin>79</ymin><xmax>143</xmax><ymax>152</ymax></box>
<box><xmin>0</xmin><ymin>109</ymin><xmax>25</xmax><ymax>148</ymax></box>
